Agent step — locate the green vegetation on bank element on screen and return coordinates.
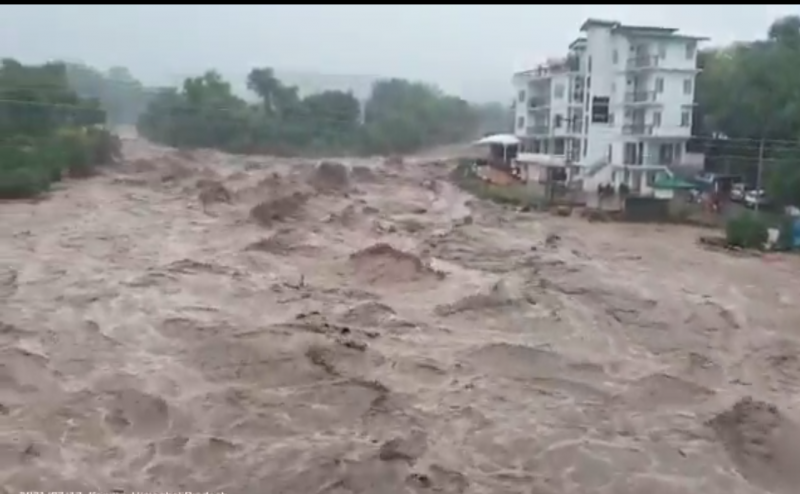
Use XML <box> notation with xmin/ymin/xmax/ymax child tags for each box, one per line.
<box><xmin>0</xmin><ymin>59</ymin><xmax>119</xmax><ymax>199</ymax></box>
<box><xmin>697</xmin><ymin>15</ymin><xmax>800</xmax><ymax>208</ymax></box>
<box><xmin>137</xmin><ymin>68</ymin><xmax>491</xmax><ymax>156</ymax></box>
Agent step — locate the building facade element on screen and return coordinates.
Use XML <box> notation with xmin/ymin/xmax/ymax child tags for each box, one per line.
<box><xmin>512</xmin><ymin>19</ymin><xmax>707</xmax><ymax>193</ymax></box>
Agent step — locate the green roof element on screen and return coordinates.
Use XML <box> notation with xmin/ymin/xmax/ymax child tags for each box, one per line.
<box><xmin>652</xmin><ymin>176</ymin><xmax>696</xmax><ymax>190</ymax></box>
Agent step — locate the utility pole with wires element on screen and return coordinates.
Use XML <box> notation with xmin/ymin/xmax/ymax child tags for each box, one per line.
<box><xmin>755</xmin><ymin>136</ymin><xmax>765</xmax><ymax>212</ymax></box>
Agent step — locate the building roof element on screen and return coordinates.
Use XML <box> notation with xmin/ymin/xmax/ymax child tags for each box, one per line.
<box><xmin>580</xmin><ymin>18</ymin><xmax>619</xmax><ymax>31</ymax></box>
<box><xmin>473</xmin><ymin>134</ymin><xmax>520</xmax><ymax>147</ymax></box>
<box><xmin>568</xmin><ymin>37</ymin><xmax>587</xmax><ymax>50</ymax></box>
<box><xmin>615</xmin><ymin>24</ymin><xmax>678</xmax><ymax>35</ymax></box>
<box><xmin>579</xmin><ymin>18</ymin><xmax>709</xmax><ymax>41</ymax></box>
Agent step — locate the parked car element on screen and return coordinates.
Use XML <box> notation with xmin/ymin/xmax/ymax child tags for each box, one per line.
<box><xmin>731</xmin><ymin>183</ymin><xmax>748</xmax><ymax>202</ymax></box>
<box><xmin>744</xmin><ymin>189</ymin><xmax>769</xmax><ymax>208</ymax></box>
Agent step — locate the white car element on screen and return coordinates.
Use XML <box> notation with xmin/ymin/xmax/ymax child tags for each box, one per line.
<box><xmin>731</xmin><ymin>184</ymin><xmax>747</xmax><ymax>202</ymax></box>
<box><xmin>744</xmin><ymin>189</ymin><xmax>769</xmax><ymax>208</ymax></box>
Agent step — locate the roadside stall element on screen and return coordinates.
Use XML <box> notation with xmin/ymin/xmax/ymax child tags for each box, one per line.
<box><xmin>469</xmin><ymin>134</ymin><xmax>521</xmax><ymax>185</ymax></box>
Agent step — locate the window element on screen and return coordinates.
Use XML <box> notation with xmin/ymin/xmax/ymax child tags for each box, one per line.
<box><xmin>608</xmin><ymin>112</ymin><xmax>615</xmax><ymax>125</ymax></box>
<box><xmin>583</xmin><ymin>138</ymin><xmax>588</xmax><ymax>157</ymax></box>
<box><xmin>607</xmin><ymin>144</ymin><xmax>613</xmax><ymax>163</ymax></box>
<box><xmin>554</xmin><ymin>83</ymin><xmax>565</xmax><ymax>99</ymax></box>
<box><xmin>624</xmin><ymin>142</ymin><xmax>637</xmax><ymax>165</ymax></box>
<box><xmin>653</xmin><ymin>111</ymin><xmax>662</xmax><ymax>127</ymax></box>
<box><xmin>658</xmin><ymin>143</ymin><xmax>674</xmax><ymax>165</ymax></box>
<box><xmin>683</xmin><ymin>78</ymin><xmax>693</xmax><ymax>95</ymax></box>
<box><xmin>554</xmin><ymin>114</ymin><xmax>563</xmax><ymax>128</ymax></box>
<box><xmin>611</xmin><ymin>171</ymin><xmax>617</xmax><ymax>183</ymax></box>
<box><xmin>612</xmin><ymin>50</ymin><xmax>618</xmax><ymax>64</ymax></box>
<box><xmin>658</xmin><ymin>44</ymin><xmax>667</xmax><ymax>59</ymax></box>
<box><xmin>588</xmin><ymin>56</ymin><xmax>593</xmax><ymax>72</ymax></box>
<box><xmin>518</xmin><ymin>90</ymin><xmax>525</xmax><ymax>102</ymax></box>
<box><xmin>591</xmin><ymin>96</ymin><xmax>610</xmax><ymax>124</ymax></box>
<box><xmin>655</xmin><ymin>77</ymin><xmax>664</xmax><ymax>93</ymax></box>
<box><xmin>681</xmin><ymin>111</ymin><xmax>691</xmax><ymax>127</ymax></box>
<box><xmin>674</xmin><ymin>142</ymin><xmax>683</xmax><ymax>162</ymax></box>
<box><xmin>587</xmin><ymin>76</ymin><xmax>591</xmax><ymax>89</ymax></box>
<box><xmin>686</xmin><ymin>42</ymin><xmax>696</xmax><ymax>60</ymax></box>
<box><xmin>585</xmin><ymin>115</ymin><xmax>589</xmax><ymax>131</ymax></box>
<box><xmin>554</xmin><ymin>138</ymin><xmax>565</xmax><ymax>155</ymax></box>
<box><xmin>517</xmin><ymin>116</ymin><xmax>525</xmax><ymax>129</ymax></box>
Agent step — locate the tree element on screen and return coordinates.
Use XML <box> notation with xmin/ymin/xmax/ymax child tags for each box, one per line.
<box><xmin>138</xmin><ymin>67</ymin><xmax>489</xmax><ymax>157</ymax></box>
<box><xmin>0</xmin><ymin>59</ymin><xmax>119</xmax><ymax>198</ymax></box>
<box><xmin>695</xmin><ymin>15</ymin><xmax>800</xmax><ymax>205</ymax></box>
<box><xmin>361</xmin><ymin>78</ymin><xmax>478</xmax><ymax>154</ymax></box>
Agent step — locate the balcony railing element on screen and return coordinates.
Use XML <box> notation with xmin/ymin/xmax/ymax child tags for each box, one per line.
<box><xmin>626</xmin><ymin>55</ymin><xmax>660</xmax><ymax>69</ymax></box>
<box><xmin>622</xmin><ymin>123</ymin><xmax>655</xmax><ymax>136</ymax></box>
<box><xmin>528</xmin><ymin>97</ymin><xmax>551</xmax><ymax>110</ymax></box>
<box><xmin>624</xmin><ymin>91</ymin><xmax>658</xmax><ymax>104</ymax></box>
<box><xmin>566</xmin><ymin>121</ymin><xmax>583</xmax><ymax>134</ymax></box>
<box><xmin>569</xmin><ymin>92</ymin><xmax>585</xmax><ymax>104</ymax></box>
<box><xmin>527</xmin><ymin>124</ymin><xmax>550</xmax><ymax>135</ymax></box>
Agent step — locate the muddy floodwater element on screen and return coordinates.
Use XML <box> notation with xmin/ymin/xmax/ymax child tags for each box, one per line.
<box><xmin>2</xmin><ymin>137</ymin><xmax>800</xmax><ymax>494</ymax></box>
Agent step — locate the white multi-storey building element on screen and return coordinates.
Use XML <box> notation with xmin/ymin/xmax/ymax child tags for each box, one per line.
<box><xmin>512</xmin><ymin>19</ymin><xmax>707</xmax><ymax>193</ymax></box>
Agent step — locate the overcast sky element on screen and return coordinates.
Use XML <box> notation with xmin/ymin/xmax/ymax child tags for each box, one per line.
<box><xmin>0</xmin><ymin>5</ymin><xmax>797</xmax><ymax>101</ymax></box>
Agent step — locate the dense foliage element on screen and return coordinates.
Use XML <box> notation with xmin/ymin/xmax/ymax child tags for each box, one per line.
<box><xmin>725</xmin><ymin>212</ymin><xmax>769</xmax><ymax>249</ymax></box>
<box><xmin>137</xmin><ymin>68</ymin><xmax>490</xmax><ymax>156</ymax></box>
<box><xmin>0</xmin><ymin>59</ymin><xmax>119</xmax><ymax>198</ymax></box>
<box><xmin>695</xmin><ymin>15</ymin><xmax>800</xmax><ymax>207</ymax></box>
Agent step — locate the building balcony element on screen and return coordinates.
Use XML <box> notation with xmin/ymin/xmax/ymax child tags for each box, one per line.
<box><xmin>624</xmin><ymin>90</ymin><xmax>659</xmax><ymax>104</ymax></box>
<box><xmin>528</xmin><ymin>97</ymin><xmax>551</xmax><ymax>110</ymax></box>
<box><xmin>567</xmin><ymin>151</ymin><xmax>581</xmax><ymax>163</ymax></box>
<box><xmin>566</xmin><ymin>121</ymin><xmax>583</xmax><ymax>134</ymax></box>
<box><xmin>626</xmin><ymin>55</ymin><xmax>660</xmax><ymax>70</ymax></box>
<box><xmin>622</xmin><ymin>123</ymin><xmax>655</xmax><ymax>136</ymax></box>
<box><xmin>569</xmin><ymin>92</ymin><xmax>585</xmax><ymax>104</ymax></box>
<box><xmin>527</xmin><ymin>124</ymin><xmax>550</xmax><ymax>135</ymax></box>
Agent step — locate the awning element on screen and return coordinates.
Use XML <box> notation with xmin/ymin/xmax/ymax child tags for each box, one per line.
<box><xmin>652</xmin><ymin>176</ymin><xmax>696</xmax><ymax>190</ymax></box>
<box><xmin>472</xmin><ymin>134</ymin><xmax>520</xmax><ymax>147</ymax></box>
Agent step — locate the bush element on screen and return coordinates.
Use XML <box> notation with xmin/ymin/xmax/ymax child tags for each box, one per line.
<box><xmin>725</xmin><ymin>212</ymin><xmax>769</xmax><ymax>249</ymax></box>
<box><xmin>0</xmin><ymin>128</ymin><xmax>119</xmax><ymax>199</ymax></box>
<box><xmin>0</xmin><ymin>59</ymin><xmax>116</xmax><ymax>199</ymax></box>
<box><xmin>0</xmin><ymin>146</ymin><xmax>53</xmax><ymax>199</ymax></box>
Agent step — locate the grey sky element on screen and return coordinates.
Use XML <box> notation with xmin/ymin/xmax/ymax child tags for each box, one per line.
<box><xmin>0</xmin><ymin>5</ymin><xmax>797</xmax><ymax>102</ymax></box>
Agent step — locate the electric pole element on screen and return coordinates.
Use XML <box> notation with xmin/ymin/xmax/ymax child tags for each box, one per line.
<box><xmin>755</xmin><ymin>137</ymin><xmax>765</xmax><ymax>212</ymax></box>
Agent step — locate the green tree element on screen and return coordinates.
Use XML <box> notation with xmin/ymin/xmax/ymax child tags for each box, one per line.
<box><xmin>0</xmin><ymin>59</ymin><xmax>119</xmax><ymax>198</ymax></box>
<box><xmin>138</xmin><ymin>68</ymin><xmax>487</xmax><ymax>157</ymax></box>
<box><xmin>361</xmin><ymin>78</ymin><xmax>478</xmax><ymax>154</ymax></box>
<box><xmin>696</xmin><ymin>15</ymin><xmax>800</xmax><ymax>205</ymax></box>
